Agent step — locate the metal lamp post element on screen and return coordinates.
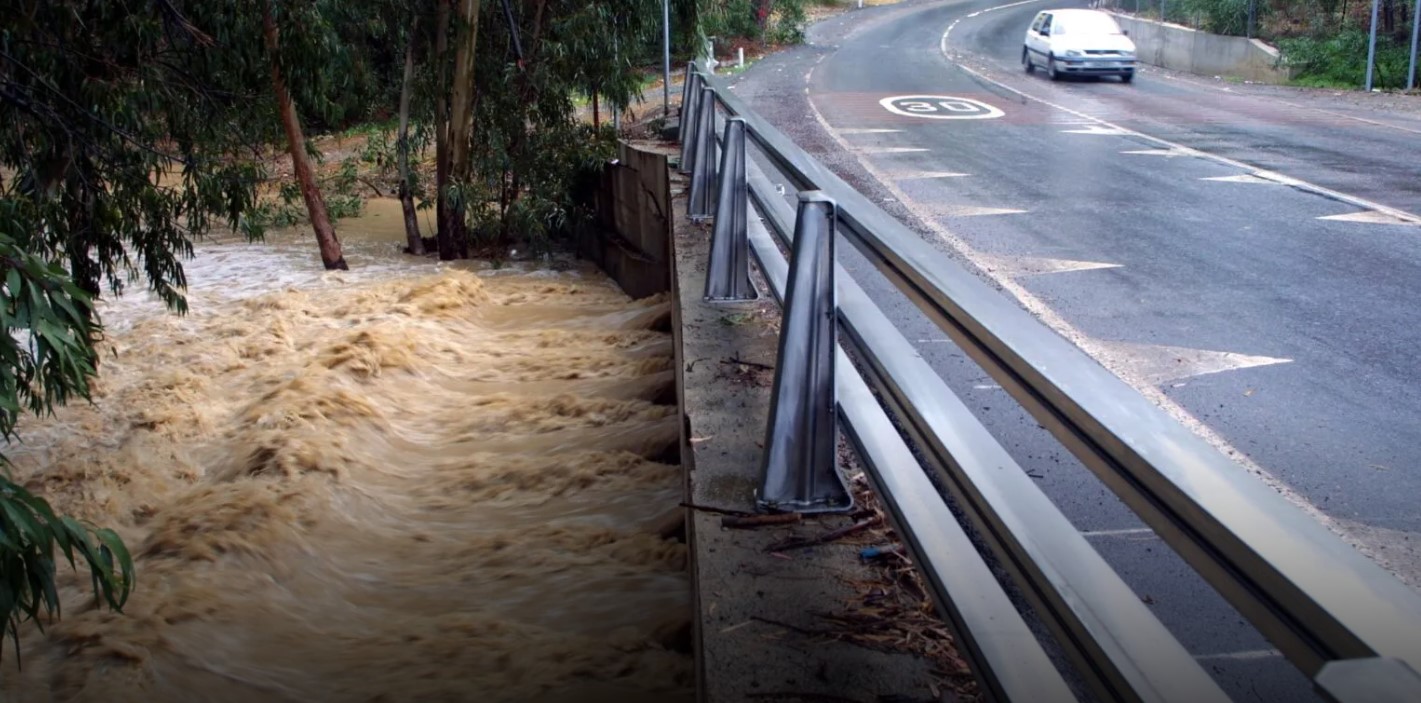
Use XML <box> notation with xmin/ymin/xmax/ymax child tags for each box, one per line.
<box><xmin>662</xmin><ymin>0</ymin><xmax>672</xmax><ymax>117</ymax></box>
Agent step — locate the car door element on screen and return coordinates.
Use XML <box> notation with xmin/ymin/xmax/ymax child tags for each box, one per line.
<box><xmin>1026</xmin><ymin>12</ymin><xmax>1051</xmax><ymax>64</ymax></box>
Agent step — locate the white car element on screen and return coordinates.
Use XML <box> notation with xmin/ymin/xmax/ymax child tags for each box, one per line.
<box><xmin>1023</xmin><ymin>9</ymin><xmax>1137</xmax><ymax>83</ymax></box>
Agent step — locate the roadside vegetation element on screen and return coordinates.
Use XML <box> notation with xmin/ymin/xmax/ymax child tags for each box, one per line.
<box><xmin>0</xmin><ymin>0</ymin><xmax>829</xmax><ymax>664</ymax></box>
<box><xmin>1120</xmin><ymin>0</ymin><xmax>1416</xmax><ymax>89</ymax></box>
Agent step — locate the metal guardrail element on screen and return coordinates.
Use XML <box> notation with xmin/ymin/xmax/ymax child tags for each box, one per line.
<box><xmin>676</xmin><ymin>62</ymin><xmax>1421</xmax><ymax>703</ymax></box>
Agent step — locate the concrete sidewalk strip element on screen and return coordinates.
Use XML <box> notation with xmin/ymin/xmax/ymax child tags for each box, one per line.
<box><xmin>664</xmin><ymin>145</ymin><xmax>972</xmax><ymax>703</ymax></box>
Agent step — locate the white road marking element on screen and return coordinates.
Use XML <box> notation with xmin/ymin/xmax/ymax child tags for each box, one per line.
<box><xmin>1201</xmin><ymin>174</ymin><xmax>1276</xmax><ymax>184</ymax></box>
<box><xmin>856</xmin><ymin>146</ymin><xmax>929</xmax><ymax>154</ymax></box>
<box><xmin>978</xmin><ymin>0</ymin><xmax>1049</xmax><ymax>14</ymax></box>
<box><xmin>1318</xmin><ymin>210</ymin><xmax>1420</xmax><ymax>226</ymax></box>
<box><xmin>929</xmin><ymin>205</ymin><xmax>1028</xmax><ymax>217</ymax></box>
<box><xmin>880</xmin><ymin>95</ymin><xmax>1004</xmax><ymax>119</ymax></box>
<box><xmin>1194</xmin><ymin>649</ymin><xmax>1284</xmax><ymax>662</ymax></box>
<box><xmin>838</xmin><ymin>128</ymin><xmax>904</xmax><ymax>134</ymax></box>
<box><xmin>977</xmin><ymin>254</ymin><xmax>1121</xmax><ymax>277</ymax></box>
<box><xmin>891</xmin><ymin>170</ymin><xmax>971</xmax><ymax>179</ymax></box>
<box><xmin>1121</xmin><ymin>148</ymin><xmax>1191</xmax><ymax>157</ymax></box>
<box><xmin>1081</xmin><ymin>527</ymin><xmax>1157</xmax><ymax>537</ymax></box>
<box><xmin>1092</xmin><ymin>341</ymin><xmax>1292</xmax><ymax>385</ymax></box>
<box><xmin>940</xmin><ymin>17</ymin><xmax>1421</xmax><ymax>226</ymax></box>
<box><xmin>1062</xmin><ymin>125</ymin><xmax>1132</xmax><ymax>136</ymax></box>
<box><xmin>804</xmin><ymin>62</ymin><xmax>1348</xmax><ymax>550</ymax></box>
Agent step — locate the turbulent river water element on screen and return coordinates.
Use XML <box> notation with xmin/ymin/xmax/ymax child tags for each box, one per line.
<box><xmin>1</xmin><ymin>199</ymin><xmax>693</xmax><ymax>702</ymax></box>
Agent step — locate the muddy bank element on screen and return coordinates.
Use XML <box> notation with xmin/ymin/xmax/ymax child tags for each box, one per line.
<box><xmin>2</xmin><ymin>217</ymin><xmax>692</xmax><ymax>702</ymax></box>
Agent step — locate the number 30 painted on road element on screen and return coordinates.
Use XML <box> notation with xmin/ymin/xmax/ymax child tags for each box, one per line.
<box><xmin>879</xmin><ymin>95</ymin><xmax>1004</xmax><ymax>120</ymax></box>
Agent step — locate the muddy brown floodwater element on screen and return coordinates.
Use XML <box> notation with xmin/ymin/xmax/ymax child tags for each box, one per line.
<box><xmin>1</xmin><ymin>199</ymin><xmax>693</xmax><ymax>703</ymax></box>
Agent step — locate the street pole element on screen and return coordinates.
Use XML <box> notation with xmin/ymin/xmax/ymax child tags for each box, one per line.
<box><xmin>1247</xmin><ymin>0</ymin><xmax>1256</xmax><ymax>39</ymax></box>
<box><xmin>662</xmin><ymin>0</ymin><xmax>671</xmax><ymax>118</ymax></box>
<box><xmin>1409</xmin><ymin>0</ymin><xmax>1420</xmax><ymax>90</ymax></box>
<box><xmin>1365</xmin><ymin>0</ymin><xmax>1380</xmax><ymax>90</ymax></box>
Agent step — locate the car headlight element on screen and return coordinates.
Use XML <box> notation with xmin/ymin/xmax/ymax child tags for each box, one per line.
<box><xmin>1064</xmin><ymin>49</ymin><xmax>1083</xmax><ymax>57</ymax></box>
<box><xmin>1121</xmin><ymin>51</ymin><xmax>1136</xmax><ymax>59</ymax></box>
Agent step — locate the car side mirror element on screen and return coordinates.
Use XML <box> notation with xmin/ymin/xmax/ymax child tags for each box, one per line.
<box><xmin>1123</xmin><ymin>29</ymin><xmax>1129</xmax><ymax>36</ymax></box>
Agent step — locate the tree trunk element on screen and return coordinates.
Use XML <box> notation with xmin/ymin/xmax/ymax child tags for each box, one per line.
<box><xmin>592</xmin><ymin>91</ymin><xmax>600</xmax><ymax>127</ymax></box>
<box><xmin>398</xmin><ymin>15</ymin><xmax>423</xmax><ymax>255</ymax></box>
<box><xmin>756</xmin><ymin>0</ymin><xmax>774</xmax><ymax>36</ymax></box>
<box><xmin>444</xmin><ymin>0</ymin><xmax>481</xmax><ymax>261</ymax></box>
<box><xmin>263</xmin><ymin>2</ymin><xmax>347</xmax><ymax>270</ymax></box>
<box><xmin>434</xmin><ymin>0</ymin><xmax>453</xmax><ymax>257</ymax></box>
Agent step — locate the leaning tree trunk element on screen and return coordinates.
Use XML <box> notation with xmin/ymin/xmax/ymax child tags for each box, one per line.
<box><xmin>263</xmin><ymin>2</ymin><xmax>347</xmax><ymax>270</ymax></box>
<box><xmin>443</xmin><ymin>0</ymin><xmax>481</xmax><ymax>261</ymax></box>
<box><xmin>397</xmin><ymin>16</ymin><xmax>423</xmax><ymax>255</ymax></box>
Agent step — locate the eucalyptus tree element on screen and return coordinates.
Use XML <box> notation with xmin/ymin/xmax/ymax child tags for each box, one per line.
<box><xmin>180</xmin><ymin>0</ymin><xmax>396</xmax><ymax>270</ymax></box>
<box><xmin>0</xmin><ymin>0</ymin><xmax>257</xmax><ymax>661</ymax></box>
<box><xmin>425</xmin><ymin>0</ymin><xmax>663</xmax><ymax>253</ymax></box>
<box><xmin>0</xmin><ymin>0</ymin><xmax>395</xmax><ymax>658</ymax></box>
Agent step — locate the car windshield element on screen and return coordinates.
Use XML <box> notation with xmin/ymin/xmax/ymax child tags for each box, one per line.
<box><xmin>1053</xmin><ymin>13</ymin><xmax>1123</xmax><ymax>36</ymax></box>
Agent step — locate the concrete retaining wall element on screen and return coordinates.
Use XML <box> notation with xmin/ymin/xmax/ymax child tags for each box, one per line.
<box><xmin>579</xmin><ymin>142</ymin><xmax>674</xmax><ymax>300</ymax></box>
<box><xmin>1110</xmin><ymin>13</ymin><xmax>1294</xmax><ymax>83</ymax></box>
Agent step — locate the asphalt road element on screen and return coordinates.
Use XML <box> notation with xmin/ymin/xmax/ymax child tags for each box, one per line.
<box><xmin>723</xmin><ymin>0</ymin><xmax>1421</xmax><ymax>699</ymax></box>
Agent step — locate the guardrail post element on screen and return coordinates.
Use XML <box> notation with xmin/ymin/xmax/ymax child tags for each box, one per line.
<box><xmin>687</xmin><ymin>86</ymin><xmax>717</xmax><ymax>221</ymax></box>
<box><xmin>704</xmin><ymin>118</ymin><xmax>757</xmax><ymax>302</ymax></box>
<box><xmin>756</xmin><ymin>192</ymin><xmax>852</xmax><ymax>513</ymax></box>
<box><xmin>678</xmin><ymin>67</ymin><xmax>701</xmax><ymax>174</ymax></box>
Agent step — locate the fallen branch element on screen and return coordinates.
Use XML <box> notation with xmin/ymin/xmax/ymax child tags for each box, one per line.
<box><xmin>722</xmin><ymin>353</ymin><xmax>774</xmax><ymax>371</ymax></box>
<box><xmin>357</xmin><ymin>176</ymin><xmax>385</xmax><ymax>197</ymax></box>
<box><xmin>766</xmin><ymin>516</ymin><xmax>882</xmax><ymax>553</ymax></box>
<box><xmin>749</xmin><ymin>616</ymin><xmax>835</xmax><ymax>637</ymax></box>
<box><xmin>723</xmin><ymin>512</ymin><xmax>802</xmax><ymax>529</ymax></box>
<box><xmin>679</xmin><ymin>501</ymin><xmax>752</xmax><ymax>517</ymax></box>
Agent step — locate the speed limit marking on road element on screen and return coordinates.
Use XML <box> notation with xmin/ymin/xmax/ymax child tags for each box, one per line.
<box><xmin>879</xmin><ymin>95</ymin><xmax>1003</xmax><ymax>120</ymax></box>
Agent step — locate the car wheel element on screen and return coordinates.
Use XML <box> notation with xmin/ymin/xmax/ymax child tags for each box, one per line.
<box><xmin>1047</xmin><ymin>55</ymin><xmax>1061</xmax><ymax>81</ymax></box>
<box><xmin>1121</xmin><ymin>71</ymin><xmax>1134</xmax><ymax>84</ymax></box>
<box><xmin>1023</xmin><ymin>47</ymin><xmax>1034</xmax><ymax>73</ymax></box>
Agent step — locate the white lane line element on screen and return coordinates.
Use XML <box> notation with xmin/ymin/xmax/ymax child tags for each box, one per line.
<box><xmin>856</xmin><ymin>146</ymin><xmax>929</xmax><ymax>154</ymax></box>
<box><xmin>804</xmin><ymin>63</ymin><xmax>1349</xmax><ymax>549</ymax></box>
<box><xmin>1318</xmin><ymin>210</ymin><xmax>1421</xmax><ymax>226</ymax></box>
<box><xmin>1062</xmin><ymin>125</ymin><xmax>1133</xmax><ymax>136</ymax></box>
<box><xmin>1194</xmin><ymin>649</ymin><xmax>1284</xmax><ymax>662</ymax></box>
<box><xmin>1081</xmin><ymin>527</ymin><xmax>1157</xmax><ymax>537</ymax></box>
<box><xmin>979</xmin><ymin>0</ymin><xmax>1049</xmax><ymax>14</ymax></box>
<box><xmin>978</xmin><ymin>254</ymin><xmax>1121</xmax><ymax>277</ymax></box>
<box><xmin>839</xmin><ymin>128</ymin><xmax>904</xmax><ymax>134</ymax></box>
<box><xmin>1201</xmin><ymin>174</ymin><xmax>1276</xmax><ymax>184</ymax></box>
<box><xmin>1121</xmin><ymin>148</ymin><xmax>1191</xmax><ymax>157</ymax></box>
<box><xmin>893</xmin><ymin>170</ymin><xmax>971</xmax><ymax>179</ymax></box>
<box><xmin>929</xmin><ymin>205</ymin><xmax>1028</xmax><ymax>217</ymax></box>
<box><xmin>1091</xmin><ymin>341</ymin><xmax>1292</xmax><ymax>385</ymax></box>
<box><xmin>939</xmin><ymin>15</ymin><xmax>1421</xmax><ymax>226</ymax></box>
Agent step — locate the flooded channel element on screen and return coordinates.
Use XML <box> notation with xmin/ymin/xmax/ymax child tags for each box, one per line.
<box><xmin>1</xmin><ymin>200</ymin><xmax>693</xmax><ymax>702</ymax></box>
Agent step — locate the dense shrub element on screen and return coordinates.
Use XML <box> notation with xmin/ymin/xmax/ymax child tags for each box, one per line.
<box><xmin>1278</xmin><ymin>29</ymin><xmax>1413</xmax><ymax>87</ymax></box>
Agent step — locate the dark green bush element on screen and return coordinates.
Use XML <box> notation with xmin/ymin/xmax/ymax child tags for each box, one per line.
<box><xmin>1279</xmin><ymin>29</ymin><xmax>1413</xmax><ymax>88</ymax></box>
